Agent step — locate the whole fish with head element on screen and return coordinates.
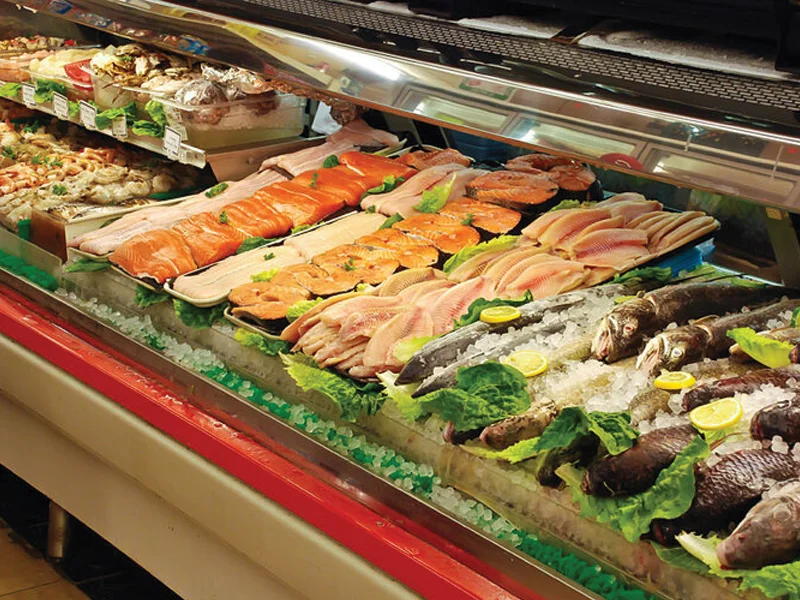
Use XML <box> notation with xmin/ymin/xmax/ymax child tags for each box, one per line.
<box><xmin>399</xmin><ymin>285</ymin><xmax>625</xmax><ymax>388</ymax></box>
<box><xmin>682</xmin><ymin>366</ymin><xmax>800</xmax><ymax>411</ymax></box>
<box><xmin>479</xmin><ymin>397</ymin><xmax>558</xmax><ymax>450</ymax></box>
<box><xmin>581</xmin><ymin>424</ymin><xmax>697</xmax><ymax>497</ymax></box>
<box><xmin>592</xmin><ymin>280</ymin><xmax>790</xmax><ymax>364</ymax></box>
<box><xmin>716</xmin><ymin>479</ymin><xmax>800</xmax><ymax>569</ymax></box>
<box><xmin>651</xmin><ymin>449</ymin><xmax>800</xmax><ymax>545</ymax></box>
<box><xmin>751</xmin><ymin>395</ymin><xmax>800</xmax><ymax>444</ymax></box>
<box><xmin>637</xmin><ymin>298</ymin><xmax>800</xmax><ymax>374</ymax></box>
<box><xmin>628</xmin><ymin>388</ymin><xmax>673</xmax><ymax>426</ymax></box>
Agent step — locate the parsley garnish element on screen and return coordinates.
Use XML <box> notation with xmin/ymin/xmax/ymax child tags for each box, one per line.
<box><xmin>51</xmin><ymin>184</ymin><xmax>67</xmax><ymax>196</ymax></box>
<box><xmin>1</xmin><ymin>146</ymin><xmax>16</xmax><ymax>159</ymax></box>
<box><xmin>461</xmin><ymin>213</ymin><xmax>475</xmax><ymax>226</ymax></box>
<box><xmin>264</xmin><ymin>252</ymin><xmax>275</xmax><ymax>261</ymax></box>
<box><xmin>218</xmin><ymin>210</ymin><xmax>229</xmax><ymax>224</ymax></box>
<box><xmin>343</xmin><ymin>257</ymin><xmax>357</xmax><ymax>271</ymax></box>
<box><xmin>309</xmin><ymin>172</ymin><xmax>319</xmax><ymax>188</ymax></box>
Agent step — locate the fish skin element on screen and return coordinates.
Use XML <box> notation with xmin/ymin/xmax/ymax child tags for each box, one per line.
<box><xmin>479</xmin><ymin>399</ymin><xmax>558</xmax><ymax>449</ymax></box>
<box><xmin>505</xmin><ymin>153</ymin><xmax>577</xmax><ymax>173</ymax></box>
<box><xmin>593</xmin><ymin>281</ymin><xmax>791</xmax><ymax>364</ymax></box>
<box><xmin>683</xmin><ymin>367</ymin><xmax>800</xmax><ymax>411</ymax></box>
<box><xmin>751</xmin><ymin>397</ymin><xmax>800</xmax><ymax>444</ymax></box>
<box><xmin>716</xmin><ymin>479</ymin><xmax>800</xmax><ymax>569</ymax></box>
<box><xmin>628</xmin><ymin>388</ymin><xmax>672</xmax><ymax>426</ymax></box>
<box><xmin>396</xmin><ymin>289</ymin><xmax>603</xmax><ymax>385</ymax></box>
<box><xmin>535</xmin><ymin>435</ymin><xmax>600</xmax><ymax>487</ymax></box>
<box><xmin>581</xmin><ymin>424</ymin><xmax>697</xmax><ymax>497</ymax></box>
<box><xmin>637</xmin><ymin>299</ymin><xmax>800</xmax><ymax>373</ymax></box>
<box><xmin>652</xmin><ymin>449</ymin><xmax>800</xmax><ymax>545</ymax></box>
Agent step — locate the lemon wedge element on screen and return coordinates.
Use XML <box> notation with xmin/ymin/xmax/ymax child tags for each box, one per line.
<box><xmin>689</xmin><ymin>398</ymin><xmax>743</xmax><ymax>431</ymax></box>
<box><xmin>480</xmin><ymin>305</ymin><xmax>521</xmax><ymax>324</ymax></box>
<box><xmin>654</xmin><ymin>371</ymin><xmax>696</xmax><ymax>391</ymax></box>
<box><xmin>502</xmin><ymin>350</ymin><xmax>548</xmax><ymax>378</ymax></box>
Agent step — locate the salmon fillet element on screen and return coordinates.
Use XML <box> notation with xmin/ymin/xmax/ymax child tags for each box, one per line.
<box><xmin>172</xmin><ymin>212</ymin><xmax>248</xmax><ymax>267</ymax></box>
<box><xmin>110</xmin><ymin>229</ymin><xmax>197</xmax><ymax>283</ymax></box>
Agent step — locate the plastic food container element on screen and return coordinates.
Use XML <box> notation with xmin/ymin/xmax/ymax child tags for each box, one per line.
<box><xmin>20</xmin><ymin>67</ymin><xmax>94</xmax><ymax>109</ymax></box>
<box><xmin>0</xmin><ymin>49</ymin><xmax>57</xmax><ymax>83</ymax></box>
<box><xmin>159</xmin><ymin>91</ymin><xmax>306</xmax><ymax>149</ymax></box>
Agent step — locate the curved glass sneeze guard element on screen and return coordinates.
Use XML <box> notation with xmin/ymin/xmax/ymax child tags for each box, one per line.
<box><xmin>5</xmin><ymin>0</ymin><xmax>800</xmax><ymax>211</ymax></box>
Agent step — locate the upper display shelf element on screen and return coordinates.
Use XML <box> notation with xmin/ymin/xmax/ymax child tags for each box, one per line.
<box><xmin>6</xmin><ymin>0</ymin><xmax>800</xmax><ymax>211</ymax></box>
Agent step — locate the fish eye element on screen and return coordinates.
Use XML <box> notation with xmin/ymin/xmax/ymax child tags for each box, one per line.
<box><xmin>671</xmin><ymin>347</ymin><xmax>684</xmax><ymax>359</ymax></box>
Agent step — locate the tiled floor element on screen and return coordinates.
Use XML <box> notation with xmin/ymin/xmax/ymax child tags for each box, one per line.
<box><xmin>0</xmin><ymin>466</ymin><xmax>181</xmax><ymax>600</ymax></box>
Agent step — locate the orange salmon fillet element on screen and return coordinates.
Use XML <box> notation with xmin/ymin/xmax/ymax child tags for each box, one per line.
<box><xmin>110</xmin><ymin>229</ymin><xmax>197</xmax><ymax>283</ymax></box>
<box><xmin>338</xmin><ymin>152</ymin><xmax>417</xmax><ymax>188</ymax></box>
<box><xmin>292</xmin><ymin>165</ymin><xmax>371</xmax><ymax>207</ymax></box>
<box><xmin>172</xmin><ymin>212</ymin><xmax>247</xmax><ymax>267</ymax></box>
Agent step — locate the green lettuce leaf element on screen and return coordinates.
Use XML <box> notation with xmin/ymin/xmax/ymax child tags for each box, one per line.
<box><xmin>286</xmin><ymin>298</ymin><xmax>322</xmax><ymax>322</ymax></box>
<box><xmin>250</xmin><ymin>268</ymin><xmax>278</xmax><ymax>282</ymax></box>
<box><xmin>204</xmin><ymin>182</ymin><xmax>229</xmax><ymax>198</ymax></box>
<box><xmin>173</xmin><ymin>299</ymin><xmax>226</xmax><ymax>329</ymax></box>
<box><xmin>64</xmin><ymin>257</ymin><xmax>110</xmax><ymax>273</ymax></box>
<box><xmin>413</xmin><ymin>173</ymin><xmax>457</xmax><ymax>213</ymax></box>
<box><xmin>548</xmin><ymin>199</ymin><xmax>582</xmax><ymax>211</ymax></box>
<box><xmin>443</xmin><ymin>235</ymin><xmax>519</xmax><ymax>274</ymax></box>
<box><xmin>651</xmin><ymin>542</ymin><xmax>711</xmax><ymax>575</ymax></box>
<box><xmin>134</xmin><ymin>284</ymin><xmax>169</xmax><ymax>308</ymax></box>
<box><xmin>282</xmin><ymin>353</ymin><xmax>384</xmax><ymax>421</ymax></box>
<box><xmin>393</xmin><ymin>335</ymin><xmax>438</xmax><ymax>364</ymax></box>
<box><xmin>376</xmin><ymin>372</ymin><xmax>425</xmax><ymax>421</ymax></box>
<box><xmin>379</xmin><ymin>213</ymin><xmax>404</xmax><ymax>230</ymax></box>
<box><xmin>361</xmin><ymin>175</ymin><xmax>404</xmax><ymax>199</ymax></box>
<box><xmin>676</xmin><ymin>533</ymin><xmax>800</xmax><ymax>599</ymax></box>
<box><xmin>322</xmin><ymin>155</ymin><xmax>339</xmax><ymax>168</ymax></box>
<box><xmin>291</xmin><ymin>224</ymin><xmax>311</xmax><ymax>235</ymax></box>
<box><xmin>727</xmin><ymin>327</ymin><xmax>793</xmax><ymax>368</ymax></box>
<box><xmin>465</xmin><ymin>407</ymin><xmax>637</xmax><ymax>464</ymax></box>
<box><xmin>236</xmin><ymin>236</ymin><xmax>275</xmax><ymax>254</ymax></box>
<box><xmin>792</xmin><ymin>307</ymin><xmax>800</xmax><ymax>328</ymax></box>
<box><xmin>558</xmin><ymin>436</ymin><xmax>710</xmax><ymax>542</ymax></box>
<box><xmin>94</xmin><ymin>102</ymin><xmax>136</xmax><ymax>130</ymax></box>
<box><xmin>131</xmin><ymin>100</ymin><xmax>167</xmax><ymax>137</ymax></box>
<box><xmin>233</xmin><ymin>328</ymin><xmax>289</xmax><ymax>356</ymax></box>
<box><xmin>453</xmin><ymin>291</ymin><xmax>533</xmax><ymax>328</ymax></box>
<box><xmin>0</xmin><ymin>82</ymin><xmax>21</xmax><ymax>99</ymax></box>
<box><xmin>405</xmin><ymin>362</ymin><xmax>530</xmax><ymax>432</ymax></box>
<box><xmin>611</xmin><ymin>266</ymin><xmax>672</xmax><ymax>286</ymax></box>
<box><xmin>34</xmin><ymin>79</ymin><xmax>67</xmax><ymax>103</ymax></box>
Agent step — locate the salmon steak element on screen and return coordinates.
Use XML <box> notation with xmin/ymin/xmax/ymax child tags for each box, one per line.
<box><xmin>438</xmin><ymin>197</ymin><xmax>521</xmax><ymax>233</ymax></box>
<box><xmin>466</xmin><ymin>171</ymin><xmax>559</xmax><ymax>207</ymax></box>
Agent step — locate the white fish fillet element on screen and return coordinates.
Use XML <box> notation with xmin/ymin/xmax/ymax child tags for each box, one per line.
<box><xmin>361</xmin><ymin>164</ymin><xmax>465</xmax><ymax>214</ymax></box>
<box><xmin>261</xmin><ymin>140</ymin><xmax>356</xmax><ymax>176</ymax></box>
<box><xmin>73</xmin><ymin>169</ymin><xmax>287</xmax><ymax>255</ymax></box>
<box><xmin>327</xmin><ymin>119</ymin><xmax>400</xmax><ymax>148</ymax></box>
<box><xmin>284</xmin><ymin>212</ymin><xmax>387</xmax><ymax>261</ymax></box>
<box><xmin>171</xmin><ymin>246</ymin><xmax>303</xmax><ymax>302</ymax></box>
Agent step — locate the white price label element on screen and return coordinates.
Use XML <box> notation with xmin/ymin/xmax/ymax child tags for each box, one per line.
<box><xmin>112</xmin><ymin>116</ymin><xmax>127</xmax><ymax>139</ymax></box>
<box><xmin>79</xmin><ymin>101</ymin><xmax>97</xmax><ymax>130</ymax></box>
<box><xmin>21</xmin><ymin>83</ymin><xmax>35</xmax><ymax>107</ymax></box>
<box><xmin>52</xmin><ymin>93</ymin><xmax>69</xmax><ymax>119</ymax></box>
<box><xmin>163</xmin><ymin>126</ymin><xmax>182</xmax><ymax>160</ymax></box>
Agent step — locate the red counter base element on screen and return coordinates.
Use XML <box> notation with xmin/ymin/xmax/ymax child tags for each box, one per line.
<box><xmin>0</xmin><ymin>284</ymin><xmax>537</xmax><ymax>600</ymax></box>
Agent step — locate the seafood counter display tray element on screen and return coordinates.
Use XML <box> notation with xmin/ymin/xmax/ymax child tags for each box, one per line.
<box><xmin>50</xmin><ymin>263</ymin><xmax>756</xmax><ymax>600</ymax></box>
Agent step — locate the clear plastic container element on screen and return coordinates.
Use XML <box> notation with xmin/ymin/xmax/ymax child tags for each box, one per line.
<box><xmin>0</xmin><ymin>49</ymin><xmax>57</xmax><ymax>83</ymax></box>
<box><xmin>159</xmin><ymin>91</ymin><xmax>306</xmax><ymax>149</ymax></box>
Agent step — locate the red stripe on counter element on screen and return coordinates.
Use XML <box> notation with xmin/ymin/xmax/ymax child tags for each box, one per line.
<box><xmin>0</xmin><ymin>285</ymin><xmax>533</xmax><ymax>600</ymax></box>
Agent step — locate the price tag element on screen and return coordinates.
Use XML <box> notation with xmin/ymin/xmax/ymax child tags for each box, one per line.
<box><xmin>79</xmin><ymin>100</ymin><xmax>97</xmax><ymax>130</ymax></box>
<box><xmin>163</xmin><ymin>126</ymin><xmax>181</xmax><ymax>160</ymax></box>
<box><xmin>21</xmin><ymin>83</ymin><xmax>35</xmax><ymax>107</ymax></box>
<box><xmin>112</xmin><ymin>116</ymin><xmax>127</xmax><ymax>139</ymax></box>
<box><xmin>52</xmin><ymin>93</ymin><xmax>69</xmax><ymax>119</ymax></box>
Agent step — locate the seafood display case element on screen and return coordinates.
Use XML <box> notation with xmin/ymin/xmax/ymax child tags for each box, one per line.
<box><xmin>3</xmin><ymin>1</ymin><xmax>800</xmax><ymax>600</ymax></box>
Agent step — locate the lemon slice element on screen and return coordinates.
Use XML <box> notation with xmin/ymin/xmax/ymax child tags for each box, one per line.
<box><xmin>502</xmin><ymin>350</ymin><xmax>548</xmax><ymax>378</ymax></box>
<box><xmin>689</xmin><ymin>398</ymin><xmax>743</xmax><ymax>431</ymax></box>
<box><xmin>654</xmin><ymin>371</ymin><xmax>696</xmax><ymax>390</ymax></box>
<box><xmin>480</xmin><ymin>305</ymin><xmax>521</xmax><ymax>324</ymax></box>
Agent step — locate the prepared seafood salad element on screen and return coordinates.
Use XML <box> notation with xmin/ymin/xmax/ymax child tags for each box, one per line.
<box><xmin>0</xmin><ymin>117</ymin><xmax>199</xmax><ymax>228</ymax></box>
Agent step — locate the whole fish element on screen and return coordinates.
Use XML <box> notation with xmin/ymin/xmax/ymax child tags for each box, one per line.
<box><xmin>716</xmin><ymin>479</ymin><xmax>800</xmax><ymax>569</ymax></box>
<box><xmin>479</xmin><ymin>398</ymin><xmax>558</xmax><ymax>450</ymax></box>
<box><xmin>535</xmin><ymin>436</ymin><xmax>600</xmax><ymax>487</ymax></box>
<box><xmin>581</xmin><ymin>424</ymin><xmax>697</xmax><ymax>497</ymax></box>
<box><xmin>682</xmin><ymin>367</ymin><xmax>800</xmax><ymax>411</ymax></box>
<box><xmin>628</xmin><ymin>388</ymin><xmax>672</xmax><ymax>426</ymax></box>
<box><xmin>651</xmin><ymin>449</ymin><xmax>799</xmax><ymax>545</ymax></box>
<box><xmin>751</xmin><ymin>397</ymin><xmax>800</xmax><ymax>444</ymax></box>
<box><xmin>637</xmin><ymin>299</ymin><xmax>800</xmax><ymax>373</ymax></box>
<box><xmin>592</xmin><ymin>281</ymin><xmax>788</xmax><ymax>364</ymax></box>
<box><xmin>397</xmin><ymin>287</ymin><xmax>620</xmax><ymax>385</ymax></box>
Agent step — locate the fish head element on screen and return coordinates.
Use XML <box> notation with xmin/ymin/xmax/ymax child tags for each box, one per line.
<box><xmin>592</xmin><ymin>298</ymin><xmax>654</xmax><ymax>362</ymax></box>
<box><xmin>717</xmin><ymin>485</ymin><xmax>800</xmax><ymax>569</ymax></box>
<box><xmin>637</xmin><ymin>326</ymin><xmax>706</xmax><ymax>373</ymax></box>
